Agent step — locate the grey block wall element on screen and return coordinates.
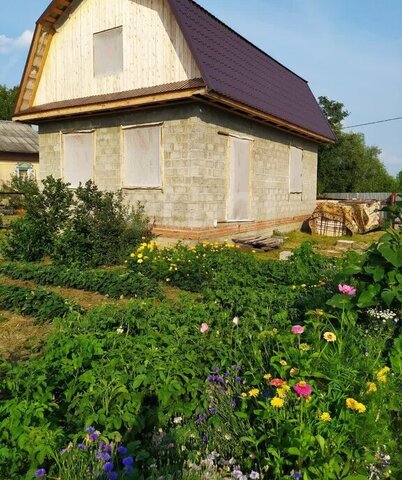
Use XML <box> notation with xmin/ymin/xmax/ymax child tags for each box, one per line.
<box><xmin>38</xmin><ymin>102</ymin><xmax>318</xmax><ymax>229</ymax></box>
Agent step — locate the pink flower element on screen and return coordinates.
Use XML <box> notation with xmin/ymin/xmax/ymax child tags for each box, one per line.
<box><xmin>269</xmin><ymin>378</ymin><xmax>285</xmax><ymax>387</ymax></box>
<box><xmin>291</xmin><ymin>325</ymin><xmax>305</xmax><ymax>334</ymax></box>
<box><xmin>338</xmin><ymin>284</ymin><xmax>356</xmax><ymax>296</ymax></box>
<box><xmin>200</xmin><ymin>323</ymin><xmax>209</xmax><ymax>333</ymax></box>
<box><xmin>293</xmin><ymin>381</ymin><xmax>312</xmax><ymax>397</ymax></box>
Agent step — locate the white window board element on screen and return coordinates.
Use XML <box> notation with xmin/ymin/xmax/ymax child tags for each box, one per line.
<box><xmin>94</xmin><ymin>26</ymin><xmax>123</xmax><ymax>77</ymax></box>
<box><xmin>123</xmin><ymin>125</ymin><xmax>161</xmax><ymax>188</ymax></box>
<box><xmin>63</xmin><ymin>132</ymin><xmax>94</xmax><ymax>188</ymax></box>
<box><xmin>289</xmin><ymin>146</ymin><xmax>303</xmax><ymax>194</ymax></box>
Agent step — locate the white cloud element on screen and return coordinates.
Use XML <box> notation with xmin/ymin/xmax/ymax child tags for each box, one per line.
<box><xmin>0</xmin><ymin>30</ymin><xmax>33</xmax><ymax>54</ymax></box>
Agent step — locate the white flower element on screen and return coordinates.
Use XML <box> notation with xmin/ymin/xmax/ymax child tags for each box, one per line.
<box><xmin>250</xmin><ymin>472</ymin><xmax>260</xmax><ymax>479</ymax></box>
<box><xmin>116</xmin><ymin>326</ymin><xmax>124</xmax><ymax>334</ymax></box>
<box><xmin>173</xmin><ymin>416</ymin><xmax>182</xmax><ymax>424</ymax></box>
<box><xmin>232</xmin><ymin>316</ymin><xmax>239</xmax><ymax>326</ymax></box>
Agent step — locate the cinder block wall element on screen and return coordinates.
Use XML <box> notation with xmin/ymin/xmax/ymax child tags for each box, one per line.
<box><xmin>38</xmin><ymin>102</ymin><xmax>318</xmax><ymax>232</ymax></box>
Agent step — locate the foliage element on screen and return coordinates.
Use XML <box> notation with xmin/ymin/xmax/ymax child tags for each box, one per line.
<box><xmin>331</xmin><ymin>230</ymin><xmax>402</xmax><ymax>311</ymax></box>
<box><xmin>0</xmin><ymin>84</ymin><xmax>19</xmax><ymax>120</ymax></box>
<box><xmin>2</xmin><ymin>176</ymin><xmax>72</xmax><ymax>261</ymax></box>
<box><xmin>0</xmin><ymin>262</ymin><xmax>162</xmax><ymax>300</ymax></box>
<box><xmin>317</xmin><ymin>97</ymin><xmax>397</xmax><ymax>193</ymax></box>
<box><xmin>2</xmin><ymin>177</ymin><xmax>152</xmax><ymax>266</ymax></box>
<box><xmin>0</xmin><ymin>284</ymin><xmax>83</xmax><ymax>323</ymax></box>
<box><xmin>0</xmin><ymin>236</ymin><xmax>400</xmax><ymax>479</ymax></box>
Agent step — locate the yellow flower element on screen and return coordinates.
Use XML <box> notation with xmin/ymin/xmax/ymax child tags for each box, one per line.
<box><xmin>301</xmin><ymin>284</ymin><xmax>307</xmax><ymax>288</ymax></box>
<box><xmin>271</xmin><ymin>397</ymin><xmax>285</xmax><ymax>409</ymax></box>
<box><xmin>355</xmin><ymin>402</ymin><xmax>366</xmax><ymax>413</ymax></box>
<box><xmin>241</xmin><ymin>392</ymin><xmax>248</xmax><ymax>398</ymax></box>
<box><xmin>282</xmin><ymin>383</ymin><xmax>290</xmax><ymax>392</ymax></box>
<box><xmin>263</xmin><ymin>373</ymin><xmax>272</xmax><ymax>380</ymax></box>
<box><xmin>137</xmin><ymin>259</ymin><xmax>143</xmax><ymax>264</ymax></box>
<box><xmin>376</xmin><ymin>366</ymin><xmax>390</xmax><ymax>383</ymax></box>
<box><xmin>315</xmin><ymin>309</ymin><xmax>325</xmax><ymax>316</ymax></box>
<box><xmin>291</xmin><ymin>285</ymin><xmax>297</xmax><ymax>290</ymax></box>
<box><xmin>248</xmin><ymin>388</ymin><xmax>260</xmax><ymax>398</ymax></box>
<box><xmin>366</xmin><ymin>382</ymin><xmax>377</xmax><ymax>393</ymax></box>
<box><xmin>377</xmin><ymin>375</ymin><xmax>387</xmax><ymax>383</ymax></box>
<box><xmin>290</xmin><ymin>368</ymin><xmax>299</xmax><ymax>376</ymax></box>
<box><xmin>272</xmin><ymin>328</ymin><xmax>278</xmax><ymax>334</ymax></box>
<box><xmin>137</xmin><ymin>253</ymin><xmax>143</xmax><ymax>259</ymax></box>
<box><xmin>277</xmin><ymin>387</ymin><xmax>287</xmax><ymax>398</ymax></box>
<box><xmin>130</xmin><ymin>253</ymin><xmax>135</xmax><ymax>258</ymax></box>
<box><xmin>346</xmin><ymin>398</ymin><xmax>366</xmax><ymax>413</ymax></box>
<box><xmin>305</xmin><ymin>395</ymin><xmax>312</xmax><ymax>403</ymax></box>
<box><xmin>299</xmin><ymin>343</ymin><xmax>310</xmax><ymax>351</ymax></box>
<box><xmin>320</xmin><ymin>412</ymin><xmax>331</xmax><ymax>422</ymax></box>
<box><xmin>323</xmin><ymin>332</ymin><xmax>337</xmax><ymax>342</ymax></box>
<box><xmin>279</xmin><ymin>360</ymin><xmax>288</xmax><ymax>366</ymax></box>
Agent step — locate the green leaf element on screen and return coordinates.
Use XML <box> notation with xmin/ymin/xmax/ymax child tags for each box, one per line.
<box><xmin>287</xmin><ymin>446</ymin><xmax>301</xmax><ymax>456</ymax></box>
<box><xmin>378</xmin><ymin>243</ymin><xmax>402</xmax><ymax>267</ymax></box>
<box><xmin>315</xmin><ymin>434</ymin><xmax>326</xmax><ymax>454</ymax></box>
<box><xmin>132</xmin><ymin>374</ymin><xmax>147</xmax><ymax>389</ymax></box>
<box><xmin>381</xmin><ymin>289</ymin><xmax>396</xmax><ymax>307</ymax></box>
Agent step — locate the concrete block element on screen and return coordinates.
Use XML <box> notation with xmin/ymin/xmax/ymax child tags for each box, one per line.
<box><xmin>279</xmin><ymin>250</ymin><xmax>293</xmax><ymax>261</ymax></box>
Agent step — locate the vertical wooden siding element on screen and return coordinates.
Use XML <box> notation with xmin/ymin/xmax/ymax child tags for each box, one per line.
<box><xmin>34</xmin><ymin>0</ymin><xmax>201</xmax><ymax>106</ymax></box>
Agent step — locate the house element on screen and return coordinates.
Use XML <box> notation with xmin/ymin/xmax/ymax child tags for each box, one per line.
<box><xmin>14</xmin><ymin>0</ymin><xmax>335</xmax><ymax>240</ymax></box>
<box><xmin>0</xmin><ymin>121</ymin><xmax>39</xmax><ymax>185</ymax></box>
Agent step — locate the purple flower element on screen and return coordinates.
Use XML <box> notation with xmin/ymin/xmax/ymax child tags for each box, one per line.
<box><xmin>123</xmin><ymin>456</ymin><xmax>135</xmax><ymax>466</ymax></box>
<box><xmin>89</xmin><ymin>433</ymin><xmax>100</xmax><ymax>441</ymax></box>
<box><xmin>263</xmin><ymin>391</ymin><xmax>270</xmax><ymax>398</ymax></box>
<box><xmin>232</xmin><ymin>365</ymin><xmax>241</xmax><ymax>371</ymax></box>
<box><xmin>230</xmin><ymin>399</ymin><xmax>237</xmax><ymax>407</ymax></box>
<box><xmin>195</xmin><ymin>413</ymin><xmax>207</xmax><ymax>425</ymax></box>
<box><xmin>99</xmin><ymin>441</ymin><xmax>112</xmax><ymax>452</ymax></box>
<box><xmin>85</xmin><ymin>426</ymin><xmax>96</xmax><ymax>434</ymax></box>
<box><xmin>234</xmin><ymin>376</ymin><xmax>242</xmax><ymax>383</ymax></box>
<box><xmin>97</xmin><ymin>452</ymin><xmax>111</xmax><ymax>462</ymax></box>
<box><xmin>250</xmin><ymin>472</ymin><xmax>260</xmax><ymax>479</ymax></box>
<box><xmin>202</xmin><ymin>434</ymin><xmax>209</xmax><ymax>442</ymax></box>
<box><xmin>293</xmin><ymin>473</ymin><xmax>302</xmax><ymax>479</ymax></box>
<box><xmin>124</xmin><ymin>465</ymin><xmax>134</xmax><ymax>475</ymax></box>
<box><xmin>224</xmin><ymin>372</ymin><xmax>232</xmax><ymax>378</ymax></box>
<box><xmin>107</xmin><ymin>473</ymin><xmax>118</xmax><ymax>480</ymax></box>
<box><xmin>77</xmin><ymin>443</ymin><xmax>87</xmax><ymax>451</ymax></box>
<box><xmin>117</xmin><ymin>445</ymin><xmax>128</xmax><ymax>454</ymax></box>
<box><xmin>212</xmin><ymin>366</ymin><xmax>220</xmax><ymax>373</ymax></box>
<box><xmin>209</xmin><ymin>407</ymin><xmax>217</xmax><ymax>414</ymax></box>
<box><xmin>34</xmin><ymin>469</ymin><xmax>46</xmax><ymax>478</ymax></box>
<box><xmin>103</xmin><ymin>462</ymin><xmax>114</xmax><ymax>472</ymax></box>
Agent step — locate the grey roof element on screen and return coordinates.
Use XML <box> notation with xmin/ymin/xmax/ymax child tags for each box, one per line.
<box><xmin>0</xmin><ymin>120</ymin><xmax>39</xmax><ymax>154</ymax></box>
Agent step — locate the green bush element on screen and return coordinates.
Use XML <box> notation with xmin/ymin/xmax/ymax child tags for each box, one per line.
<box><xmin>2</xmin><ymin>177</ymin><xmax>152</xmax><ymax>267</ymax></box>
<box><xmin>0</xmin><ymin>262</ymin><xmax>163</xmax><ymax>299</ymax></box>
<box><xmin>0</xmin><ymin>284</ymin><xmax>83</xmax><ymax>323</ymax></box>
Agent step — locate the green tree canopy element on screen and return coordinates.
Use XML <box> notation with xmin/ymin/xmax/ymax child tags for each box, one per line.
<box><xmin>0</xmin><ymin>85</ymin><xmax>19</xmax><ymax>121</ymax></box>
<box><xmin>318</xmin><ymin>96</ymin><xmax>397</xmax><ymax>193</ymax></box>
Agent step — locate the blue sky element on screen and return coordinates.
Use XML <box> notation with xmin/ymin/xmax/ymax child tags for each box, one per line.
<box><xmin>1</xmin><ymin>0</ymin><xmax>401</xmax><ymax>175</ymax></box>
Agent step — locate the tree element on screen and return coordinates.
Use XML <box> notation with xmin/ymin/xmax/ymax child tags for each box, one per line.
<box><xmin>396</xmin><ymin>170</ymin><xmax>402</xmax><ymax>192</ymax></box>
<box><xmin>0</xmin><ymin>85</ymin><xmax>19</xmax><ymax>120</ymax></box>
<box><xmin>318</xmin><ymin>97</ymin><xmax>397</xmax><ymax>193</ymax></box>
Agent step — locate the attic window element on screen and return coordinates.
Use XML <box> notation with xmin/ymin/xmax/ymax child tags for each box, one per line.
<box><xmin>93</xmin><ymin>27</ymin><xmax>123</xmax><ymax>77</ymax></box>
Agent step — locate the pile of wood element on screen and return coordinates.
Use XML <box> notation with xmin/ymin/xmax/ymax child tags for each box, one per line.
<box><xmin>232</xmin><ymin>235</ymin><xmax>284</xmax><ymax>251</ymax></box>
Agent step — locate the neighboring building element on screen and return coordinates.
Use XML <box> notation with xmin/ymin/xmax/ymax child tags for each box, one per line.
<box><xmin>14</xmin><ymin>0</ymin><xmax>334</xmax><ymax>240</ymax></box>
<box><xmin>0</xmin><ymin>121</ymin><xmax>39</xmax><ymax>185</ymax></box>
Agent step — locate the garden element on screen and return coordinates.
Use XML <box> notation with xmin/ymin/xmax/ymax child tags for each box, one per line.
<box><xmin>0</xmin><ymin>177</ymin><xmax>401</xmax><ymax>480</ymax></box>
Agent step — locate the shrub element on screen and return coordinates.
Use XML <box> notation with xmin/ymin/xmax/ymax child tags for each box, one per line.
<box><xmin>0</xmin><ymin>262</ymin><xmax>163</xmax><ymax>299</ymax></box>
<box><xmin>0</xmin><ymin>284</ymin><xmax>83</xmax><ymax>323</ymax></box>
<box><xmin>2</xmin><ymin>177</ymin><xmax>152</xmax><ymax>267</ymax></box>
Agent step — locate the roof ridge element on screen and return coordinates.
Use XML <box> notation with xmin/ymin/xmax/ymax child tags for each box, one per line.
<box><xmin>183</xmin><ymin>0</ymin><xmax>308</xmax><ymax>84</ymax></box>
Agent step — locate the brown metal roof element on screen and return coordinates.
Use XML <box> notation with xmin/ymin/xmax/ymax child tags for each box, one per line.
<box><xmin>0</xmin><ymin>121</ymin><xmax>38</xmax><ymax>154</ymax></box>
<box><xmin>17</xmin><ymin>79</ymin><xmax>206</xmax><ymax>115</ymax></box>
<box><xmin>168</xmin><ymin>0</ymin><xmax>335</xmax><ymax>141</ymax></box>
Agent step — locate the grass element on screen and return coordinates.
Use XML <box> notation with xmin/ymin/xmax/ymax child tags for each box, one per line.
<box><xmin>255</xmin><ymin>229</ymin><xmax>384</xmax><ymax>259</ymax></box>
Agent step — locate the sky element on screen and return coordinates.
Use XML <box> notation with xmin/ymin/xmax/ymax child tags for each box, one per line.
<box><xmin>0</xmin><ymin>0</ymin><xmax>401</xmax><ymax>175</ymax></box>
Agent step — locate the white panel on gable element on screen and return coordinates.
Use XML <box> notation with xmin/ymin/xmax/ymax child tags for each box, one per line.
<box><xmin>94</xmin><ymin>27</ymin><xmax>123</xmax><ymax>77</ymax></box>
<box><xmin>63</xmin><ymin>132</ymin><xmax>94</xmax><ymax>188</ymax></box>
<box><xmin>33</xmin><ymin>0</ymin><xmax>201</xmax><ymax>105</ymax></box>
<box><xmin>123</xmin><ymin>125</ymin><xmax>161</xmax><ymax>187</ymax></box>
<box><xmin>289</xmin><ymin>146</ymin><xmax>303</xmax><ymax>193</ymax></box>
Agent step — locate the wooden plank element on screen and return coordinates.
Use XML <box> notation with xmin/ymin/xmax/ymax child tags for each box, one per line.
<box><xmin>15</xmin><ymin>24</ymin><xmax>43</xmax><ymax>113</ymax></box>
<box><xmin>29</xmin><ymin>29</ymin><xmax>55</xmax><ymax>108</ymax></box>
<box><xmin>14</xmin><ymin>87</ymin><xmax>207</xmax><ymax>122</ymax></box>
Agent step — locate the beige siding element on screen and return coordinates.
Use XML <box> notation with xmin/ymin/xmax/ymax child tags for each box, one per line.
<box><xmin>34</xmin><ymin>0</ymin><xmax>201</xmax><ymax>106</ymax></box>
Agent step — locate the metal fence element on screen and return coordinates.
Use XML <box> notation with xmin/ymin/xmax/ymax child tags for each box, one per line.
<box><xmin>319</xmin><ymin>192</ymin><xmax>392</xmax><ymax>201</ymax></box>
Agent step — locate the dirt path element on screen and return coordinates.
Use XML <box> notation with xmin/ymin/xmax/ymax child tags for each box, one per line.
<box><xmin>0</xmin><ymin>275</ymin><xmax>126</xmax><ymax>310</ymax></box>
<box><xmin>0</xmin><ymin>310</ymin><xmax>52</xmax><ymax>360</ymax></box>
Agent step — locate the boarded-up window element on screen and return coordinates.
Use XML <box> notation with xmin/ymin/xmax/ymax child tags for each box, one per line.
<box><xmin>289</xmin><ymin>146</ymin><xmax>303</xmax><ymax>193</ymax></box>
<box><xmin>94</xmin><ymin>27</ymin><xmax>123</xmax><ymax>77</ymax></box>
<box><xmin>63</xmin><ymin>132</ymin><xmax>94</xmax><ymax>188</ymax></box>
<box><xmin>123</xmin><ymin>125</ymin><xmax>161</xmax><ymax>187</ymax></box>
<box><xmin>228</xmin><ymin>136</ymin><xmax>250</xmax><ymax>220</ymax></box>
